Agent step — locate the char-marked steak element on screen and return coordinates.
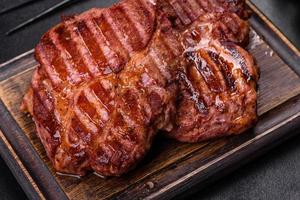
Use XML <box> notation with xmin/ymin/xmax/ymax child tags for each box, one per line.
<box><xmin>21</xmin><ymin>0</ymin><xmax>257</xmax><ymax>176</ymax></box>
<box><xmin>165</xmin><ymin>13</ymin><xmax>259</xmax><ymax>142</ymax></box>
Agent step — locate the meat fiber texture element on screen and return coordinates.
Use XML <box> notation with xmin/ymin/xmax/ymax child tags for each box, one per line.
<box><xmin>21</xmin><ymin>0</ymin><xmax>258</xmax><ymax>177</ymax></box>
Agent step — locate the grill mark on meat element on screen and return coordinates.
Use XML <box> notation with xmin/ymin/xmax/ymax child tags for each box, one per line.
<box><xmin>33</xmin><ymin>93</ymin><xmax>60</xmax><ymax>159</ymax></box>
<box><xmin>177</xmin><ymin>0</ymin><xmax>214</xmax><ymax>18</ymax></box>
<box><xmin>94</xmin><ymin>14</ymin><xmax>129</xmax><ymax>67</ymax></box>
<box><xmin>91</xmin><ymin>146</ymin><xmax>109</xmax><ymax>167</ymax></box>
<box><xmin>55</xmin><ymin>25</ymin><xmax>92</xmax><ymax>79</ymax></box>
<box><xmin>175</xmin><ymin>0</ymin><xmax>247</xmax><ymax>22</ymax></box>
<box><xmin>221</xmin><ymin>14</ymin><xmax>240</xmax><ymax>40</ymax></box>
<box><xmin>83</xmin><ymin>87</ymin><xmax>110</xmax><ymax>123</ymax></box>
<box><xmin>146</xmin><ymin>89</ymin><xmax>166</xmax><ymax>119</ymax></box>
<box><xmin>176</xmin><ymin>0</ymin><xmax>198</xmax><ymax>21</ymax></box>
<box><xmin>77</xmin><ymin>93</ymin><xmax>99</xmax><ymax>125</ymax></box>
<box><xmin>115</xmin><ymin>133</ymin><xmax>138</xmax><ymax>152</ymax></box>
<box><xmin>187</xmin><ymin>50</ymin><xmax>222</xmax><ymax>93</ymax></box>
<box><xmin>208</xmin><ymin>50</ymin><xmax>236</xmax><ymax>90</ymax></box>
<box><xmin>223</xmin><ymin>22</ymin><xmax>238</xmax><ymax>42</ymax></box>
<box><xmin>121</xmin><ymin>0</ymin><xmax>153</xmax><ymax>46</ymax></box>
<box><xmin>216</xmin><ymin>47</ymin><xmax>248</xmax><ymax>93</ymax></box>
<box><xmin>33</xmin><ymin>91</ymin><xmax>58</xmax><ymax>138</ymax></box>
<box><xmin>93</xmin><ymin>146</ymin><xmax>111</xmax><ymax>167</ymax></box>
<box><xmin>33</xmin><ymin>74</ymin><xmax>62</xmax><ymax>123</ymax></box>
<box><xmin>74</xmin><ymin>106</ymin><xmax>99</xmax><ymax>134</ymax></box>
<box><xmin>189</xmin><ymin>63</ymin><xmax>214</xmax><ymax>105</ymax></box>
<box><xmin>110</xmin><ymin>5</ymin><xmax>145</xmax><ymax>51</ymax></box>
<box><xmin>200</xmin><ymin>50</ymin><xmax>228</xmax><ymax>92</ymax></box>
<box><xmin>36</xmin><ymin>35</ymin><xmax>65</xmax><ymax>86</ymax></box>
<box><xmin>75</xmin><ymin>20</ymin><xmax>108</xmax><ymax>73</ymax></box>
<box><xmin>202</xmin><ymin>0</ymin><xmax>220</xmax><ymax>13</ymax></box>
<box><xmin>215</xmin><ymin>13</ymin><xmax>249</xmax><ymax>45</ymax></box>
<box><xmin>138</xmin><ymin>0</ymin><xmax>156</xmax><ymax>19</ymax></box>
<box><xmin>67</xmin><ymin>21</ymin><xmax>101</xmax><ymax>76</ymax></box>
<box><xmin>50</xmin><ymin>26</ymin><xmax>84</xmax><ymax>84</ymax></box>
<box><xmin>186</xmin><ymin>0</ymin><xmax>204</xmax><ymax>16</ymax></box>
<box><xmin>196</xmin><ymin>0</ymin><xmax>214</xmax><ymax>12</ymax></box>
<box><xmin>106</xmin><ymin>140</ymin><xmax>126</xmax><ymax>167</ymax></box>
<box><xmin>87</xmin><ymin>19</ymin><xmax>124</xmax><ymax>73</ymax></box>
<box><xmin>103</xmin><ymin>11</ymin><xmax>134</xmax><ymax>55</ymax></box>
<box><xmin>117</xmin><ymin>110</ymin><xmax>140</xmax><ymax>134</ymax></box>
<box><xmin>70</xmin><ymin>116</ymin><xmax>92</xmax><ymax>144</ymax></box>
<box><xmin>119</xmin><ymin>89</ymin><xmax>148</xmax><ymax>125</ymax></box>
<box><xmin>222</xmin><ymin>42</ymin><xmax>252</xmax><ymax>81</ymax></box>
<box><xmin>112</xmin><ymin>112</ymin><xmax>139</xmax><ymax>145</ymax></box>
<box><xmin>169</xmin><ymin>0</ymin><xmax>191</xmax><ymax>25</ymax></box>
<box><xmin>109</xmin><ymin>139</ymin><xmax>132</xmax><ymax>169</ymax></box>
<box><xmin>90</xmin><ymin>81</ymin><xmax>114</xmax><ymax>112</ymax></box>
<box><xmin>178</xmin><ymin>71</ymin><xmax>207</xmax><ymax>113</ymax></box>
<box><xmin>106</xmin><ymin>116</ymin><xmax>140</xmax><ymax>167</ymax></box>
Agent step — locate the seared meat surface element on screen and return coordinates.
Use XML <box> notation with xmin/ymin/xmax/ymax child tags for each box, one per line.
<box><xmin>165</xmin><ymin>13</ymin><xmax>259</xmax><ymax>142</ymax></box>
<box><xmin>22</xmin><ymin>0</ymin><xmax>158</xmax><ymax>176</ymax></box>
<box><xmin>22</xmin><ymin>0</ymin><xmax>258</xmax><ymax>176</ymax></box>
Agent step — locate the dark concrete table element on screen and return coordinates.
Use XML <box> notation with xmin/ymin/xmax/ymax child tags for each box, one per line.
<box><xmin>0</xmin><ymin>0</ymin><xmax>299</xmax><ymax>199</ymax></box>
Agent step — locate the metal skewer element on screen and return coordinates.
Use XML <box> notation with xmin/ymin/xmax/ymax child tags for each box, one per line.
<box><xmin>5</xmin><ymin>0</ymin><xmax>82</xmax><ymax>35</ymax></box>
<box><xmin>0</xmin><ymin>0</ymin><xmax>42</xmax><ymax>15</ymax></box>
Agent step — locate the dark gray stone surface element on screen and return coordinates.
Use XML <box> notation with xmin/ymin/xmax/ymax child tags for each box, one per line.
<box><xmin>0</xmin><ymin>0</ymin><xmax>299</xmax><ymax>199</ymax></box>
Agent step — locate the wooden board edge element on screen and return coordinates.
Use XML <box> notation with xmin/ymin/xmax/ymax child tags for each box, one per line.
<box><xmin>109</xmin><ymin>4</ymin><xmax>300</xmax><ymax>198</ymax></box>
<box><xmin>247</xmin><ymin>1</ymin><xmax>300</xmax><ymax>76</ymax></box>
<box><xmin>0</xmin><ymin>49</ymin><xmax>34</xmax><ymax>68</ymax></box>
<box><xmin>247</xmin><ymin>1</ymin><xmax>300</xmax><ymax>57</ymax></box>
<box><xmin>0</xmin><ymin>129</ymin><xmax>45</xmax><ymax>200</ymax></box>
<box><xmin>151</xmin><ymin>112</ymin><xmax>300</xmax><ymax>200</ymax></box>
<box><xmin>0</xmin><ymin>99</ymin><xmax>68</xmax><ymax>200</ymax></box>
<box><xmin>113</xmin><ymin>93</ymin><xmax>300</xmax><ymax>199</ymax></box>
<box><xmin>0</xmin><ymin>2</ymin><xmax>299</xmax><ymax>200</ymax></box>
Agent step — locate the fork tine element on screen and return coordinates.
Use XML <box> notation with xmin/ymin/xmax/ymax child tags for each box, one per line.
<box><xmin>0</xmin><ymin>0</ymin><xmax>42</xmax><ymax>15</ymax></box>
<box><xmin>5</xmin><ymin>0</ymin><xmax>82</xmax><ymax>35</ymax></box>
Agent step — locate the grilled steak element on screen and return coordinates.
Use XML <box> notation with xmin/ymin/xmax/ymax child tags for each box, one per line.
<box><xmin>22</xmin><ymin>0</ymin><xmax>158</xmax><ymax>176</ymax></box>
<box><xmin>165</xmin><ymin>13</ymin><xmax>259</xmax><ymax>142</ymax></box>
<box><xmin>22</xmin><ymin>0</ymin><xmax>257</xmax><ymax>176</ymax></box>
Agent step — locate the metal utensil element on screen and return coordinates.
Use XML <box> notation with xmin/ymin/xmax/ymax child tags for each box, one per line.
<box><xmin>0</xmin><ymin>0</ymin><xmax>43</xmax><ymax>15</ymax></box>
<box><xmin>5</xmin><ymin>0</ymin><xmax>82</xmax><ymax>35</ymax></box>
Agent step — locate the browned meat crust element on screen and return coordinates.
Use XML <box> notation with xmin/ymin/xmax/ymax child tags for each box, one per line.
<box><xmin>21</xmin><ymin>0</ymin><xmax>257</xmax><ymax>176</ymax></box>
<box><xmin>166</xmin><ymin>13</ymin><xmax>259</xmax><ymax>142</ymax></box>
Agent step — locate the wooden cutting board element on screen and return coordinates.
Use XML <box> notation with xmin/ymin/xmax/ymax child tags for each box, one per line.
<box><xmin>0</xmin><ymin>1</ymin><xmax>300</xmax><ymax>200</ymax></box>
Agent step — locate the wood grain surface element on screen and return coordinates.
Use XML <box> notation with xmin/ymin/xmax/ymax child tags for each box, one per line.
<box><xmin>0</xmin><ymin>2</ymin><xmax>300</xmax><ymax>199</ymax></box>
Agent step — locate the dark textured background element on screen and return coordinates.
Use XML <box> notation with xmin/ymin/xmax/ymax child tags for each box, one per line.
<box><xmin>0</xmin><ymin>0</ymin><xmax>299</xmax><ymax>199</ymax></box>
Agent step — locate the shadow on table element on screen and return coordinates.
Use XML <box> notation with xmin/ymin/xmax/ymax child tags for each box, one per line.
<box><xmin>183</xmin><ymin>132</ymin><xmax>300</xmax><ymax>200</ymax></box>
